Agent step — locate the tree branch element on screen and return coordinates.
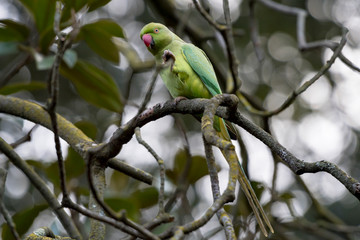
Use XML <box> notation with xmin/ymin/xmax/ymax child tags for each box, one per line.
<box><xmin>192</xmin><ymin>0</ymin><xmax>227</xmax><ymax>31</ymax></box>
<box><xmin>2</xmin><ymin>94</ymin><xmax>358</xmax><ymax>201</ymax></box>
<box><xmin>0</xmin><ymin>95</ymin><xmax>154</xmax><ymax>184</ymax></box>
<box><xmin>192</xmin><ymin>0</ymin><xmax>242</xmax><ymax>92</ymax></box>
<box><xmin>0</xmin><ymin>137</ymin><xmax>82</xmax><ymax>240</ymax></box>
<box><xmin>203</xmin><ymin>140</ymin><xmax>236</xmax><ymax>239</ymax></box>
<box><xmin>238</xmin><ymin>28</ymin><xmax>348</xmax><ymax>117</ymax></box>
<box><xmin>0</xmin><ymin>168</ymin><xmax>21</xmax><ymax>240</ymax></box>
<box><xmin>0</xmin><ymin>95</ymin><xmax>94</xmax><ymax>156</ymax></box>
<box><xmin>258</xmin><ymin>0</ymin><xmax>360</xmax><ymax>71</ymax></box>
<box><xmin>85</xmin><ymin>152</ymin><xmax>160</xmax><ymax>240</ymax></box>
<box><xmin>98</xmin><ymin>95</ymin><xmax>360</xmax><ymax>201</ymax></box>
<box><xmin>135</xmin><ymin>127</ymin><xmax>165</xmax><ymax>213</ymax></box>
<box><xmin>107</xmin><ymin>159</ymin><xmax>153</xmax><ymax>185</ymax></box>
<box><xmin>47</xmin><ymin>2</ymin><xmax>70</xmax><ymax>199</ymax></box>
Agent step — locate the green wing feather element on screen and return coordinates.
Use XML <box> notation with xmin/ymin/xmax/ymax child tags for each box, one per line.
<box><xmin>181</xmin><ymin>44</ymin><xmax>221</xmax><ymax>96</ymax></box>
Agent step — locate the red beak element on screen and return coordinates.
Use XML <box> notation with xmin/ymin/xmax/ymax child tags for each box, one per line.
<box><xmin>142</xmin><ymin>34</ymin><xmax>154</xmax><ymax>48</ymax></box>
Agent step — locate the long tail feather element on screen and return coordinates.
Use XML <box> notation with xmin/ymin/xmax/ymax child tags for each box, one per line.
<box><xmin>237</xmin><ymin>163</ymin><xmax>274</xmax><ymax>236</ymax></box>
<box><xmin>217</xmin><ymin>117</ymin><xmax>274</xmax><ymax>236</ymax></box>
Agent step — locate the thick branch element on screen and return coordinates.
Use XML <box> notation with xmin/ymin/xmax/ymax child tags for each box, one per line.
<box><xmin>2</xmin><ymin>94</ymin><xmax>358</xmax><ymax>200</ymax></box>
<box><xmin>203</xmin><ymin>140</ymin><xmax>236</xmax><ymax>239</ymax></box>
<box><xmin>98</xmin><ymin>95</ymin><xmax>360</xmax><ymax>201</ymax></box>
<box><xmin>0</xmin><ymin>95</ymin><xmax>94</xmax><ymax>156</ymax></box>
<box><xmin>0</xmin><ymin>95</ymin><xmax>153</xmax><ymax>185</ymax></box>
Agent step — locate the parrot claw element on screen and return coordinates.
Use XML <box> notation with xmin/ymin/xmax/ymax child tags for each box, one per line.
<box><xmin>174</xmin><ymin>96</ymin><xmax>187</xmax><ymax>104</ymax></box>
<box><xmin>162</xmin><ymin>49</ymin><xmax>176</xmax><ymax>71</ymax></box>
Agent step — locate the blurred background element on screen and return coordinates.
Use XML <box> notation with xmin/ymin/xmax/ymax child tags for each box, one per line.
<box><xmin>0</xmin><ymin>0</ymin><xmax>360</xmax><ymax>239</ymax></box>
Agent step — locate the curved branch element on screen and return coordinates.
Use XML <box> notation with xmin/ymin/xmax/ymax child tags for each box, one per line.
<box><xmin>0</xmin><ymin>95</ymin><xmax>154</xmax><ymax>184</ymax></box>
<box><xmin>97</xmin><ymin>95</ymin><xmax>360</xmax><ymax>201</ymax></box>
<box><xmin>0</xmin><ymin>95</ymin><xmax>94</xmax><ymax>156</ymax></box>
<box><xmin>258</xmin><ymin>0</ymin><xmax>360</xmax><ymax>71</ymax></box>
<box><xmin>4</xmin><ymin>94</ymin><xmax>356</xmax><ymax>201</ymax></box>
<box><xmin>203</xmin><ymin>138</ymin><xmax>236</xmax><ymax>239</ymax></box>
<box><xmin>192</xmin><ymin>0</ymin><xmax>227</xmax><ymax>31</ymax></box>
<box><xmin>238</xmin><ymin>29</ymin><xmax>348</xmax><ymax>117</ymax></box>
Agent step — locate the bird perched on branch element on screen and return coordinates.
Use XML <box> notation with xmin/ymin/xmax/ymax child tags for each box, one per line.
<box><xmin>140</xmin><ymin>22</ymin><xmax>273</xmax><ymax>236</ymax></box>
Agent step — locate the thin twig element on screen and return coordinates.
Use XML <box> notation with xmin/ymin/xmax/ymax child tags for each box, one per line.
<box><xmin>238</xmin><ymin>29</ymin><xmax>348</xmax><ymax>117</ymax></box>
<box><xmin>192</xmin><ymin>0</ymin><xmax>242</xmax><ymax>92</ymax></box>
<box><xmin>222</xmin><ymin>0</ymin><xmax>242</xmax><ymax>92</ymax></box>
<box><xmin>0</xmin><ymin>137</ymin><xmax>82</xmax><ymax>240</ymax></box>
<box><xmin>136</xmin><ymin>67</ymin><xmax>160</xmax><ymax>117</ymax></box>
<box><xmin>10</xmin><ymin>125</ymin><xmax>38</xmax><ymax>149</ymax></box>
<box><xmin>249</xmin><ymin>0</ymin><xmax>265</xmax><ymax>63</ymax></box>
<box><xmin>295</xmin><ymin>175</ymin><xmax>343</xmax><ymax>225</ymax></box>
<box><xmin>164</xmin><ymin>116</ymin><xmax>192</xmax><ymax>212</ymax></box>
<box><xmin>135</xmin><ymin>127</ymin><xmax>165</xmax><ymax>213</ymax></box>
<box><xmin>62</xmin><ymin>198</ymin><xmax>148</xmax><ymax>238</ymax></box>
<box><xmin>257</xmin><ymin>0</ymin><xmax>360</xmax><ymax>70</ymax></box>
<box><xmin>47</xmin><ymin>2</ymin><xmax>71</xmax><ymax>199</ymax></box>
<box><xmin>0</xmin><ymin>168</ymin><xmax>21</xmax><ymax>240</ymax></box>
<box><xmin>192</xmin><ymin>0</ymin><xmax>227</xmax><ymax>31</ymax></box>
<box><xmin>0</xmin><ymin>53</ymin><xmax>31</xmax><ymax>88</ymax></box>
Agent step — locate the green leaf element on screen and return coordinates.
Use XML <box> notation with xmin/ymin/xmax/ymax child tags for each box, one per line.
<box><xmin>38</xmin><ymin>27</ymin><xmax>56</xmax><ymax>53</ymax></box>
<box><xmin>109</xmin><ymin>170</ymin><xmax>130</xmax><ymax>193</ymax></box>
<box><xmin>82</xmin><ymin>19</ymin><xmax>125</xmax><ymax>38</ymax></box>
<box><xmin>166</xmin><ymin>149</ymin><xmax>219</xmax><ymax>185</ymax></box>
<box><xmin>104</xmin><ymin>197</ymin><xmax>139</xmax><ymax>220</ymax></box>
<box><xmin>60</xmin><ymin>60</ymin><xmax>123</xmax><ymax>113</ymax></box>
<box><xmin>0</xmin><ymin>81</ymin><xmax>46</xmax><ymax>95</ymax></box>
<box><xmin>26</xmin><ymin>160</ymin><xmax>60</xmax><ymax>193</ymax></box>
<box><xmin>1</xmin><ymin>204</ymin><xmax>48</xmax><ymax>240</ymax></box>
<box><xmin>78</xmin><ymin>19</ymin><xmax>124</xmax><ymax>63</ymax></box>
<box><xmin>61</xmin><ymin>0</ymin><xmax>88</xmax><ymax>12</ymax></box>
<box><xmin>0</xmin><ymin>42</ymin><xmax>19</xmax><ymax>55</ymax></box>
<box><xmin>65</xmin><ymin>147</ymin><xmax>86</xmax><ymax>180</ymax></box>
<box><xmin>88</xmin><ymin>0</ymin><xmax>112</xmax><ymax>11</ymax></box>
<box><xmin>61</xmin><ymin>0</ymin><xmax>111</xmax><ymax>13</ymax></box>
<box><xmin>18</xmin><ymin>0</ymin><xmax>56</xmax><ymax>51</ymax></box>
<box><xmin>130</xmin><ymin>187</ymin><xmax>159</xmax><ymax>209</ymax></box>
<box><xmin>75</xmin><ymin>120</ymin><xmax>97</xmax><ymax>140</ymax></box>
<box><xmin>18</xmin><ymin>0</ymin><xmax>55</xmax><ymax>34</ymax></box>
<box><xmin>0</xmin><ymin>19</ymin><xmax>29</xmax><ymax>42</ymax></box>
<box><xmin>81</xmin><ymin>28</ymin><xmax>119</xmax><ymax>62</ymax></box>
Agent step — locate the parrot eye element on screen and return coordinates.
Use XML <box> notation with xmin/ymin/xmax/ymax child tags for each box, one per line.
<box><xmin>154</xmin><ymin>28</ymin><xmax>159</xmax><ymax>33</ymax></box>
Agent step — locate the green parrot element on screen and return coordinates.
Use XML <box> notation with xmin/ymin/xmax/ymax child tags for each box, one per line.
<box><xmin>140</xmin><ymin>22</ymin><xmax>273</xmax><ymax>236</ymax></box>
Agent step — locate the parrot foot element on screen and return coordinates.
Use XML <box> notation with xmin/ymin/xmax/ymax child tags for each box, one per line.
<box><xmin>162</xmin><ymin>49</ymin><xmax>176</xmax><ymax>71</ymax></box>
<box><xmin>174</xmin><ymin>96</ymin><xmax>187</xmax><ymax>104</ymax></box>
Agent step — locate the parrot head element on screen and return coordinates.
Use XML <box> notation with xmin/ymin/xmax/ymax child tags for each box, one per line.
<box><xmin>140</xmin><ymin>22</ymin><xmax>173</xmax><ymax>55</ymax></box>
